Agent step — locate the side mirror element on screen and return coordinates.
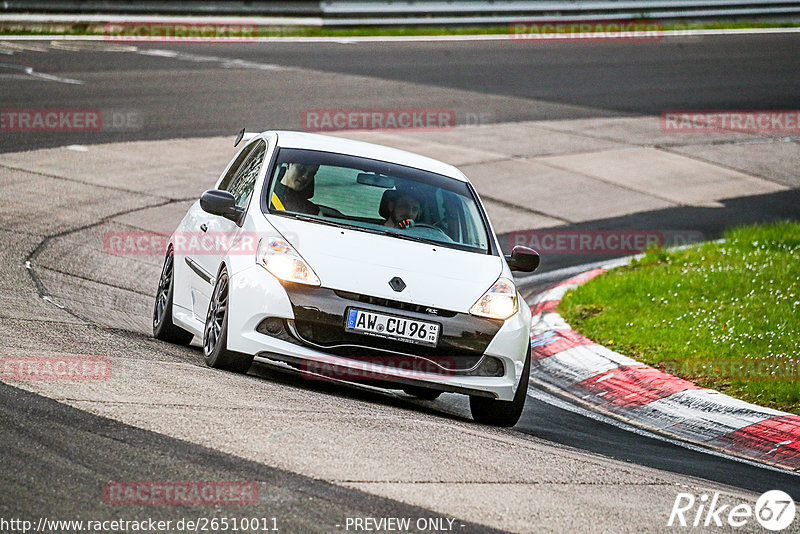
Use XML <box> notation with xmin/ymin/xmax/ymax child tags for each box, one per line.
<box><xmin>200</xmin><ymin>190</ymin><xmax>244</xmax><ymax>223</ymax></box>
<box><xmin>505</xmin><ymin>245</ymin><xmax>540</xmax><ymax>273</ymax></box>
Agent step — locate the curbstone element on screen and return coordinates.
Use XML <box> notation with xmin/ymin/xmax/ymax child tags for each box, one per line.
<box><xmin>528</xmin><ymin>268</ymin><xmax>800</xmax><ymax>471</ymax></box>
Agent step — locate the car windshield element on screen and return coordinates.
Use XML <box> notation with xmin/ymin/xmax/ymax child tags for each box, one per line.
<box><xmin>264</xmin><ymin>148</ymin><xmax>491</xmax><ymax>254</ymax></box>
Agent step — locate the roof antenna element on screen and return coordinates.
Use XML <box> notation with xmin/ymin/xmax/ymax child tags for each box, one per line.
<box><xmin>234</xmin><ymin>127</ymin><xmax>246</xmax><ymax>147</ymax></box>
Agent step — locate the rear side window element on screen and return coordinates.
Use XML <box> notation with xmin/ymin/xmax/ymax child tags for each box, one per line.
<box><xmin>218</xmin><ymin>140</ymin><xmax>259</xmax><ymax>191</ymax></box>
<box><xmin>223</xmin><ymin>140</ymin><xmax>266</xmax><ymax>210</ymax></box>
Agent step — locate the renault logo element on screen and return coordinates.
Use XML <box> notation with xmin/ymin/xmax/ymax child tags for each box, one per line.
<box><xmin>388</xmin><ymin>276</ymin><xmax>406</xmax><ymax>292</ymax></box>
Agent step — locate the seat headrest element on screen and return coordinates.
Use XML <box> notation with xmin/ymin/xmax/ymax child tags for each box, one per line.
<box><xmin>379</xmin><ymin>189</ymin><xmax>399</xmax><ymax>220</ymax></box>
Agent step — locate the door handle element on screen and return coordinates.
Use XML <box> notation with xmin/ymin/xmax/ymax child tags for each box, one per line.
<box><xmin>200</xmin><ymin>223</ymin><xmax>208</xmax><ymax>232</ymax></box>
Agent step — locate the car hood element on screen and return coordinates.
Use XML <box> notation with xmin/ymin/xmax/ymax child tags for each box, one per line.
<box><xmin>268</xmin><ymin>216</ymin><xmax>503</xmax><ymax>313</ymax></box>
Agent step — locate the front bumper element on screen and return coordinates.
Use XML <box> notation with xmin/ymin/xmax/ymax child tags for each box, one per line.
<box><xmin>227</xmin><ymin>264</ymin><xmax>532</xmax><ymax>400</ymax></box>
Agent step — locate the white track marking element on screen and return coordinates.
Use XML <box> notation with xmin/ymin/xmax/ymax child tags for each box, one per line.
<box><xmin>136</xmin><ymin>48</ymin><xmax>285</xmax><ymax>70</ymax></box>
<box><xmin>0</xmin><ymin>62</ymin><xmax>84</xmax><ymax>84</ymax></box>
<box><xmin>0</xmin><ymin>41</ymin><xmax>51</xmax><ymax>52</ymax></box>
<box><xmin>26</xmin><ymin>70</ymin><xmax>85</xmax><ymax>84</ymax></box>
<box><xmin>49</xmin><ymin>41</ymin><xmax>138</xmax><ymax>53</ymax></box>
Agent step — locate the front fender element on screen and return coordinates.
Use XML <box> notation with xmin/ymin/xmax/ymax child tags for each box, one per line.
<box><xmin>226</xmin><ymin>263</ymin><xmax>295</xmax><ymax>354</ymax></box>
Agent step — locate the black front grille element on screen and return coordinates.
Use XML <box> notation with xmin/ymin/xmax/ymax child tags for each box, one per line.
<box><xmin>333</xmin><ymin>290</ymin><xmax>457</xmax><ymax>317</ymax></box>
<box><xmin>291</xmin><ymin>318</ymin><xmax>486</xmax><ymax>370</ymax></box>
<box><xmin>281</xmin><ymin>284</ymin><xmax>503</xmax><ymax>372</ymax></box>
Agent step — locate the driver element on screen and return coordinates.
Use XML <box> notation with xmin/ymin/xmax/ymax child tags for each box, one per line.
<box><xmin>271</xmin><ymin>163</ymin><xmax>320</xmax><ymax>215</ymax></box>
<box><xmin>384</xmin><ymin>191</ymin><xmax>422</xmax><ymax>229</ymax></box>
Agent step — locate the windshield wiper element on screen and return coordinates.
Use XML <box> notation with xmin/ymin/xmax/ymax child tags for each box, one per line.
<box><xmin>279</xmin><ymin>212</ymin><xmax>390</xmax><ymax>237</ymax></box>
<box><xmin>289</xmin><ymin>214</ymin><xmax>392</xmax><ymax>239</ymax></box>
<box><xmin>378</xmin><ymin>231</ymin><xmax>441</xmax><ymax>247</ymax></box>
<box><xmin>281</xmin><ymin>212</ymin><xmax>348</xmax><ymax>230</ymax></box>
<box><xmin>277</xmin><ymin>212</ymin><xmax>442</xmax><ymax>246</ymax></box>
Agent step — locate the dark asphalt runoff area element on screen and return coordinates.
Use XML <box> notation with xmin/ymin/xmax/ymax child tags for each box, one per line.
<box><xmin>0</xmin><ymin>33</ymin><xmax>798</xmax><ymax>152</ymax></box>
<box><xmin>0</xmin><ymin>382</ymin><xmax>504</xmax><ymax>533</ymax></box>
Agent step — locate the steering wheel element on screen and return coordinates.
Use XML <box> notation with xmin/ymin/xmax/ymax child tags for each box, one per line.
<box><xmin>400</xmin><ymin>221</ymin><xmax>451</xmax><ymax>238</ymax></box>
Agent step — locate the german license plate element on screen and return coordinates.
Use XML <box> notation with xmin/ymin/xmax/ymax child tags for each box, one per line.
<box><xmin>345</xmin><ymin>308</ymin><xmax>440</xmax><ymax>347</ymax></box>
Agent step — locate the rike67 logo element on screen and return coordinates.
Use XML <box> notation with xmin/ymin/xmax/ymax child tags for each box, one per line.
<box><xmin>668</xmin><ymin>490</ymin><xmax>795</xmax><ymax>530</ymax></box>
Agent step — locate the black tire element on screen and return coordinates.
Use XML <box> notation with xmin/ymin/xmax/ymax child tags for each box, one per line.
<box><xmin>403</xmin><ymin>386</ymin><xmax>442</xmax><ymax>401</ymax></box>
<box><xmin>469</xmin><ymin>350</ymin><xmax>530</xmax><ymax>427</ymax></box>
<box><xmin>153</xmin><ymin>248</ymin><xmax>194</xmax><ymax>345</ymax></box>
<box><xmin>203</xmin><ymin>268</ymin><xmax>254</xmax><ymax>374</ymax></box>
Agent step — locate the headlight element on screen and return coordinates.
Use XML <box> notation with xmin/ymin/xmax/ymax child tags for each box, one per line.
<box><xmin>469</xmin><ymin>277</ymin><xmax>517</xmax><ymax>320</ymax></box>
<box><xmin>256</xmin><ymin>238</ymin><xmax>320</xmax><ymax>286</ymax></box>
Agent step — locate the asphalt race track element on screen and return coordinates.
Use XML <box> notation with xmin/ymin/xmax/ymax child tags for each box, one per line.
<box><xmin>1</xmin><ymin>33</ymin><xmax>799</xmax><ymax>533</ymax></box>
<box><xmin>1</xmin><ymin>33</ymin><xmax>799</xmax><ymax>152</ymax></box>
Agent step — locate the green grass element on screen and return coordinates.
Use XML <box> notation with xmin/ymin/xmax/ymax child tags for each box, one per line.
<box><xmin>0</xmin><ymin>23</ymin><xmax>506</xmax><ymax>38</ymax></box>
<box><xmin>1</xmin><ymin>20</ymin><xmax>799</xmax><ymax>37</ymax></box>
<box><xmin>559</xmin><ymin>221</ymin><xmax>800</xmax><ymax>414</ymax></box>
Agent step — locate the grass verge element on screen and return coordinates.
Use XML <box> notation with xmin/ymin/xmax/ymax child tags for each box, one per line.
<box><xmin>559</xmin><ymin>221</ymin><xmax>800</xmax><ymax>414</ymax></box>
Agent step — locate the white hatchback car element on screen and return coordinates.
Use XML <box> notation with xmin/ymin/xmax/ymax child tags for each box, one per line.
<box><xmin>153</xmin><ymin>130</ymin><xmax>539</xmax><ymax>426</ymax></box>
